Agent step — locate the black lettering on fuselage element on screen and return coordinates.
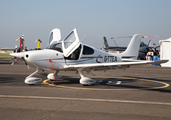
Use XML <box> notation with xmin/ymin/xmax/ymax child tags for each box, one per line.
<box><xmin>104</xmin><ymin>56</ymin><xmax>117</xmax><ymax>62</ymax></box>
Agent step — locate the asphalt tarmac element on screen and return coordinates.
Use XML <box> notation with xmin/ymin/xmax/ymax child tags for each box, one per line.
<box><xmin>0</xmin><ymin>58</ymin><xmax>171</xmax><ymax>120</ymax></box>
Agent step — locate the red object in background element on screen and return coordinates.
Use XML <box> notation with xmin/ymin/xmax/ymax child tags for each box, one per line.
<box><xmin>19</xmin><ymin>39</ymin><xmax>21</xmax><ymax>48</ymax></box>
<box><xmin>49</xmin><ymin>59</ymin><xmax>52</xmax><ymax>62</ymax></box>
<box><xmin>19</xmin><ymin>38</ymin><xmax>24</xmax><ymax>51</ymax></box>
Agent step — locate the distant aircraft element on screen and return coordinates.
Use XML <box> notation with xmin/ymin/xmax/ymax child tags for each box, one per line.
<box><xmin>103</xmin><ymin>36</ymin><xmax>127</xmax><ymax>52</ymax></box>
<box><xmin>103</xmin><ymin>37</ymin><xmax>158</xmax><ymax>60</ymax></box>
<box><xmin>10</xmin><ymin>28</ymin><xmax>168</xmax><ymax>86</ymax></box>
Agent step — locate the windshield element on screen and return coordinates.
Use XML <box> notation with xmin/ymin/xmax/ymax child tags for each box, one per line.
<box><xmin>49</xmin><ymin>32</ymin><xmax>53</xmax><ymax>45</ymax></box>
<box><xmin>46</xmin><ymin>43</ymin><xmax>63</xmax><ymax>52</ymax></box>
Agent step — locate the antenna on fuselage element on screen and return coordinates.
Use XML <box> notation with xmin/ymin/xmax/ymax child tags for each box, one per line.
<box><xmin>80</xmin><ymin>34</ymin><xmax>86</xmax><ymax>42</ymax></box>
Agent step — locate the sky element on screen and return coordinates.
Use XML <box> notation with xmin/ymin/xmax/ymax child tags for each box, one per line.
<box><xmin>1</xmin><ymin>0</ymin><xmax>171</xmax><ymax>49</ymax></box>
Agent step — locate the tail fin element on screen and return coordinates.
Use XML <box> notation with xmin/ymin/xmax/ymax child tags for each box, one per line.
<box><xmin>103</xmin><ymin>37</ymin><xmax>109</xmax><ymax>50</ymax></box>
<box><xmin>120</xmin><ymin>34</ymin><xmax>143</xmax><ymax>60</ymax></box>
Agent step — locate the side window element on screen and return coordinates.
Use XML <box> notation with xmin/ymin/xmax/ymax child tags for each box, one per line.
<box><xmin>83</xmin><ymin>45</ymin><xmax>94</xmax><ymax>55</ymax></box>
<box><xmin>54</xmin><ymin>43</ymin><xmax>63</xmax><ymax>52</ymax></box>
<box><xmin>64</xmin><ymin>44</ymin><xmax>81</xmax><ymax>60</ymax></box>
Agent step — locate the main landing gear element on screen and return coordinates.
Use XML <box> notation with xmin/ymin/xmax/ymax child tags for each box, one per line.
<box><xmin>78</xmin><ymin>69</ymin><xmax>96</xmax><ymax>86</ymax></box>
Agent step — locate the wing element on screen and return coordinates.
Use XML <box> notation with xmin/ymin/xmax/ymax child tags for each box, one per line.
<box><xmin>63</xmin><ymin>60</ymin><xmax>168</xmax><ymax>71</ymax></box>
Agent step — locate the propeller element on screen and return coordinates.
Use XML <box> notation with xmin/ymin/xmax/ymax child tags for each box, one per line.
<box><xmin>35</xmin><ymin>39</ymin><xmax>42</xmax><ymax>43</ymax></box>
<box><xmin>10</xmin><ymin>52</ymin><xmax>29</xmax><ymax>69</ymax></box>
<box><xmin>16</xmin><ymin>37</ymin><xmax>25</xmax><ymax>41</ymax></box>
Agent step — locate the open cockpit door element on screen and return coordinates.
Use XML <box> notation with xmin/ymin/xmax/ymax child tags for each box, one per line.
<box><xmin>48</xmin><ymin>28</ymin><xmax>61</xmax><ymax>45</ymax></box>
<box><xmin>62</xmin><ymin>28</ymin><xmax>81</xmax><ymax>57</ymax></box>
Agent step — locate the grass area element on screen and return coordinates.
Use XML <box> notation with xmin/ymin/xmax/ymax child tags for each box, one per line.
<box><xmin>0</xmin><ymin>53</ymin><xmax>13</xmax><ymax>58</ymax></box>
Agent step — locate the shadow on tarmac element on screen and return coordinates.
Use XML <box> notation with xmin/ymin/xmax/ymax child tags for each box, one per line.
<box><xmin>49</xmin><ymin>76</ymin><xmax>171</xmax><ymax>93</ymax></box>
<box><xmin>0</xmin><ymin>59</ymin><xmax>12</xmax><ymax>64</ymax></box>
<box><xmin>0</xmin><ymin>77</ymin><xmax>15</xmax><ymax>83</ymax></box>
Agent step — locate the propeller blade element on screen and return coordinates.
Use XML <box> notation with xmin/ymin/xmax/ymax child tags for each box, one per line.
<box><xmin>35</xmin><ymin>39</ymin><xmax>38</xmax><ymax>43</ymax></box>
<box><xmin>10</xmin><ymin>52</ymin><xmax>25</xmax><ymax>66</ymax></box>
<box><xmin>16</xmin><ymin>38</ymin><xmax>20</xmax><ymax>41</ymax></box>
<box><xmin>10</xmin><ymin>53</ymin><xmax>29</xmax><ymax>69</ymax></box>
<box><xmin>21</xmin><ymin>57</ymin><xmax>29</xmax><ymax>69</ymax></box>
<box><xmin>148</xmin><ymin>40</ymin><xmax>152</xmax><ymax>47</ymax></box>
<box><xmin>35</xmin><ymin>39</ymin><xmax>42</xmax><ymax>43</ymax></box>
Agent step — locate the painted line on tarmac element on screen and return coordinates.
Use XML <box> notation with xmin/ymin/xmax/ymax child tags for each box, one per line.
<box><xmin>0</xmin><ymin>94</ymin><xmax>171</xmax><ymax>106</ymax></box>
<box><xmin>43</xmin><ymin>78</ymin><xmax>137</xmax><ymax>91</ymax></box>
<box><xmin>43</xmin><ymin>76</ymin><xmax>170</xmax><ymax>91</ymax></box>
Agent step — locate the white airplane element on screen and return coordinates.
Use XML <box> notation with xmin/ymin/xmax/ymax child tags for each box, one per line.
<box><xmin>10</xmin><ymin>28</ymin><xmax>168</xmax><ymax>85</ymax></box>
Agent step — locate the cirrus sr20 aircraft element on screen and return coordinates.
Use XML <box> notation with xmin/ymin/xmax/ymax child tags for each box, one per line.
<box><xmin>10</xmin><ymin>28</ymin><xmax>168</xmax><ymax>86</ymax></box>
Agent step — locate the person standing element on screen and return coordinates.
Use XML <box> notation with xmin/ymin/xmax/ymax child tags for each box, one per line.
<box><xmin>146</xmin><ymin>53</ymin><xmax>152</xmax><ymax>61</ymax></box>
<box><xmin>23</xmin><ymin>47</ymin><xmax>28</xmax><ymax>52</ymax></box>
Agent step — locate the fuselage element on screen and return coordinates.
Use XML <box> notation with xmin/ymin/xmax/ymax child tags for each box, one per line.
<box><xmin>24</xmin><ymin>43</ymin><xmax>122</xmax><ymax>71</ymax></box>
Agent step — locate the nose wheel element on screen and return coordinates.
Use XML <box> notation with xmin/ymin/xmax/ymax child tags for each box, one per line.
<box><xmin>24</xmin><ymin>68</ymin><xmax>42</xmax><ymax>85</ymax></box>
